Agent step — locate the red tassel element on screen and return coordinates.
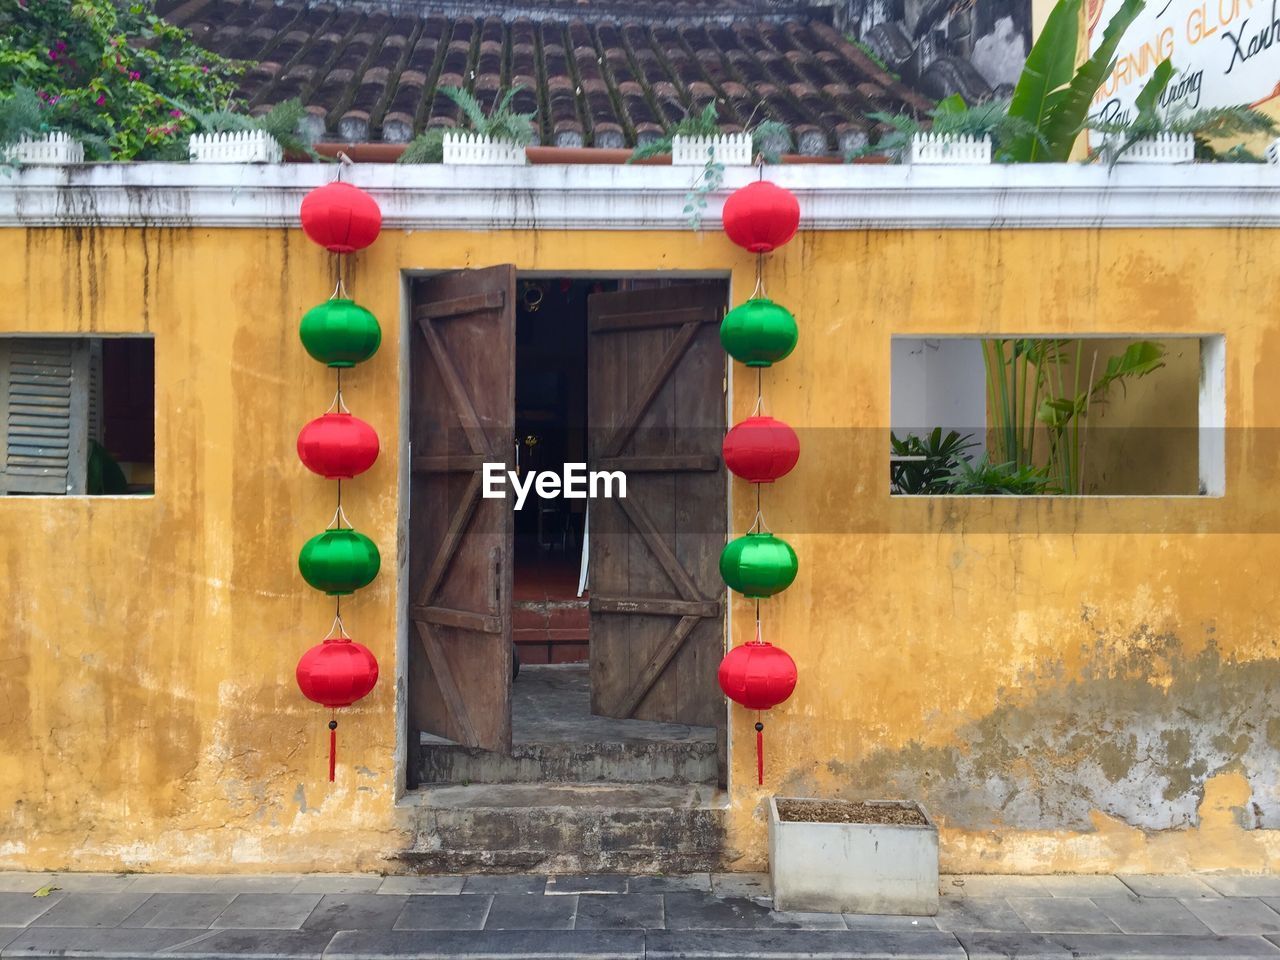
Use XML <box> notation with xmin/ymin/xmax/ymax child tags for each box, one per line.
<box><xmin>328</xmin><ymin>719</ymin><xmax>338</xmax><ymax>782</ymax></box>
<box><xmin>755</xmin><ymin>721</ymin><xmax>765</xmax><ymax>785</ymax></box>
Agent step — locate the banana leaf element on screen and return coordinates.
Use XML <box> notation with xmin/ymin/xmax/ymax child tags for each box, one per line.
<box><xmin>1002</xmin><ymin>0</ymin><xmax>1084</xmax><ymax>161</ymax></box>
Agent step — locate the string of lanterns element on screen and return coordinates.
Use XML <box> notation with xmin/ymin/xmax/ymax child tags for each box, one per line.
<box><xmin>717</xmin><ymin>177</ymin><xmax>802</xmax><ymax>786</ymax></box>
<box><xmin>294</xmin><ymin>174</ymin><xmax>384</xmax><ymax>782</ymax></box>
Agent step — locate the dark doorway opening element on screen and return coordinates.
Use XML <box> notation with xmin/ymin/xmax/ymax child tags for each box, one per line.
<box><xmin>511</xmin><ymin>277</ymin><xmax>613</xmax><ymax>668</ymax></box>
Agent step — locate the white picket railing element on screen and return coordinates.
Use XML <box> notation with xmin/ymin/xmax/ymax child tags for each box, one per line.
<box><xmin>671</xmin><ymin>133</ymin><xmax>753</xmax><ymax>166</ymax></box>
<box><xmin>442</xmin><ymin>133</ymin><xmax>528</xmax><ymax>165</ymax></box>
<box><xmin>189</xmin><ymin>130</ymin><xmax>284</xmax><ymax>164</ymax></box>
<box><xmin>1266</xmin><ymin>137</ymin><xmax>1280</xmax><ymax>165</ymax></box>
<box><xmin>4</xmin><ymin>133</ymin><xmax>84</xmax><ymax>165</ymax></box>
<box><xmin>1114</xmin><ymin>133</ymin><xmax>1195</xmax><ymax>164</ymax></box>
<box><xmin>908</xmin><ymin>133</ymin><xmax>991</xmax><ymax>165</ymax></box>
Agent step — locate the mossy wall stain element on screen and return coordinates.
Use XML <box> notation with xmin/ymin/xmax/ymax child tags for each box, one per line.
<box><xmin>2</xmin><ymin>223</ymin><xmax>1279</xmax><ymax>874</ymax></box>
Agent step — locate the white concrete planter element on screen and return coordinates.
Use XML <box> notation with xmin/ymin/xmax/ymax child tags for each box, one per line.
<box><xmin>768</xmin><ymin>796</ymin><xmax>939</xmax><ymax>916</ymax></box>
<box><xmin>443</xmin><ymin>133</ymin><xmax>528</xmax><ymax>165</ymax></box>
<box><xmin>4</xmin><ymin>133</ymin><xmax>84</xmax><ymax>165</ymax></box>
<box><xmin>672</xmin><ymin>133</ymin><xmax>752</xmax><ymax>166</ymax></box>
<box><xmin>908</xmin><ymin>133</ymin><xmax>991</xmax><ymax>165</ymax></box>
<box><xmin>189</xmin><ymin>130</ymin><xmax>283</xmax><ymax>164</ymax></box>
<box><xmin>1114</xmin><ymin>133</ymin><xmax>1195</xmax><ymax>164</ymax></box>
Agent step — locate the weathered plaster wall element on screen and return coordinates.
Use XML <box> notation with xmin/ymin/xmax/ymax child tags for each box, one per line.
<box><xmin>1</xmin><ymin>223</ymin><xmax>1277</xmax><ymax>874</ymax></box>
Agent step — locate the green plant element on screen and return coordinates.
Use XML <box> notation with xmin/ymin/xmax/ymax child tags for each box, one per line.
<box><xmin>983</xmin><ymin>338</ymin><xmax>1166</xmax><ymax>495</ymax></box>
<box><xmin>1084</xmin><ymin>58</ymin><xmax>1278</xmax><ymax>166</ymax></box>
<box><xmin>629</xmin><ymin>101</ymin><xmax>722</xmax><ymax>161</ymax></box>
<box><xmin>1002</xmin><ymin>0</ymin><xmax>1145</xmax><ymax>162</ymax></box>
<box><xmin>398</xmin><ymin>127</ymin><xmax>446</xmax><ymax>164</ymax></box>
<box><xmin>948</xmin><ymin>456</ymin><xmax>1059</xmax><ymax>494</ymax></box>
<box><xmin>890</xmin><ymin>428</ymin><xmax>978</xmax><ymax>494</ymax></box>
<box><xmin>441</xmin><ymin>85</ymin><xmax>536</xmax><ymax>145</ymax></box>
<box><xmin>857</xmin><ymin>95</ymin><xmax>1041</xmax><ymax>160</ymax></box>
<box><xmin>176</xmin><ymin>97</ymin><xmax>319</xmax><ymax>159</ymax></box>
<box><xmin>0</xmin><ymin>0</ymin><xmax>240</xmax><ymax>160</ymax></box>
<box><xmin>751</xmin><ymin>119</ymin><xmax>792</xmax><ymax>163</ymax></box>
<box><xmin>846</xmin><ymin>37</ymin><xmax>900</xmax><ymax>81</ymax></box>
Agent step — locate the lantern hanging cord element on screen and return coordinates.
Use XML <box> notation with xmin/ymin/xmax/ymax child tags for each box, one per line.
<box><xmin>749</xmin><ymin>253</ymin><xmax>766</xmax><ymax>300</ymax></box>
<box><xmin>332</xmin><ymin>152</ymin><xmax>353</xmax><ymax>182</ymax></box>
<box><xmin>326</xmin><ymin>384</ymin><xmax>351</xmax><ymax>415</ymax></box>
<box><xmin>747</xmin><ymin>505</ymin><xmax>771</xmax><ymax>535</ymax></box>
<box><xmin>325</xmin><ymin>500</ymin><xmax>352</xmax><ymax>532</ymax></box>
<box><xmin>324</xmin><ymin>611</ymin><xmax>352</xmax><ymax>641</ymax></box>
<box><xmin>329</xmin><ymin>271</ymin><xmax>350</xmax><ymax>302</ymax></box>
<box><xmin>328</xmin><ymin>711</ymin><xmax>338</xmax><ymax>782</ymax></box>
<box><xmin>750</xmin><ymin>392</ymin><xmax>765</xmax><ymax>417</ymax></box>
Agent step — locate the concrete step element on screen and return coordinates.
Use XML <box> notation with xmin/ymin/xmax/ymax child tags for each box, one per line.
<box><xmin>400</xmin><ymin>782</ymin><xmax>729</xmax><ymax>874</ymax></box>
<box><xmin>417</xmin><ymin>736</ymin><xmax>720</xmax><ymax>785</ymax></box>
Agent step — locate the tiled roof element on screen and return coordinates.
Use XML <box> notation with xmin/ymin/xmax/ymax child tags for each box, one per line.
<box><xmin>161</xmin><ymin>0</ymin><xmax>935</xmax><ymax>154</ymax></box>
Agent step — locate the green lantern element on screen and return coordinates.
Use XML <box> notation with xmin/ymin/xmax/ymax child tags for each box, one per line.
<box><xmin>299</xmin><ymin>299</ymin><xmax>382</xmax><ymax>368</ymax></box>
<box><xmin>720</xmin><ymin>297</ymin><xmax>798</xmax><ymax>367</ymax></box>
<box><xmin>298</xmin><ymin>528</ymin><xmax>381</xmax><ymax>595</ymax></box>
<box><xmin>719</xmin><ymin>532</ymin><xmax>798</xmax><ymax>598</ymax></box>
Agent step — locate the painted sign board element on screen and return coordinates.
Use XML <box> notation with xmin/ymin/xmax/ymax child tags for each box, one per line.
<box><xmin>1087</xmin><ymin>0</ymin><xmax>1280</xmax><ymax>123</ymax></box>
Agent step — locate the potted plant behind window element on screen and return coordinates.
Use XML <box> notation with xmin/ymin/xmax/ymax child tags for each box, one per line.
<box><xmin>769</xmin><ymin>797</ymin><xmax>939</xmax><ymax>915</ymax></box>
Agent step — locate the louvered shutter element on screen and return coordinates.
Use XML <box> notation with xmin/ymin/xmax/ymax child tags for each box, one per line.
<box><xmin>0</xmin><ymin>338</ymin><xmax>89</xmax><ymax>495</ymax></box>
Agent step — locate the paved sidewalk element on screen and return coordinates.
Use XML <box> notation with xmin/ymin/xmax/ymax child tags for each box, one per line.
<box><xmin>3</xmin><ymin>871</ymin><xmax>1280</xmax><ymax>958</ymax></box>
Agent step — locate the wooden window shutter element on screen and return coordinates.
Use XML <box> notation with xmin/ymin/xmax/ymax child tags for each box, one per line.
<box><xmin>0</xmin><ymin>338</ymin><xmax>90</xmax><ymax>495</ymax></box>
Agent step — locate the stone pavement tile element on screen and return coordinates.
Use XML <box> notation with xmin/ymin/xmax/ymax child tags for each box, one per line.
<box><xmin>0</xmin><ymin>875</ymin><xmax>56</xmax><ymax>894</ymax></box>
<box><xmin>211</xmin><ymin>893</ymin><xmax>322</xmax><ymax>929</ymax></box>
<box><xmin>663</xmin><ymin>892</ymin><xmax>775</xmax><ymax>929</ymax></box>
<box><xmin>1204</xmin><ymin>877</ymin><xmax>1280</xmax><ymax>898</ymax></box>
<box><xmin>646</xmin><ymin>929</ymin><xmax>966</xmax><ymax>959</ymax></box>
<box><xmin>763</xmin><ymin>910</ymin><xmax>848</xmax><ymax>930</ymax></box>
<box><xmin>42</xmin><ymin>873</ymin><xmax>138</xmax><ymax>893</ymax></box>
<box><xmin>943</xmin><ymin>875</ymin><xmax>1052</xmax><ymax>898</ymax></box>
<box><xmin>120</xmin><ymin>893</ymin><xmax>237</xmax><ymax>929</ymax></box>
<box><xmin>935</xmin><ymin>896</ymin><xmax>1029</xmax><ymax>932</ymax></box>
<box><xmin>300</xmin><ymin>893</ymin><xmax>407</xmax><ymax>932</ymax></box>
<box><xmin>211</xmin><ymin>876</ymin><xmax>306</xmax><ymax>894</ymax></box>
<box><xmin>1119</xmin><ymin>876</ymin><xmax>1222</xmax><ymax>899</ymax></box>
<box><xmin>710</xmin><ymin>872</ymin><xmax>770</xmax><ymax>899</ymax></box>
<box><xmin>574</xmin><ymin>893</ymin><xmax>663</xmax><ymax>929</ymax></box>
<box><xmin>956</xmin><ymin>931</ymin><xmax>1073</xmax><ymax>959</ymax></box>
<box><xmin>376</xmin><ymin>876</ymin><xmax>467</xmax><ymax>895</ymax></box>
<box><xmin>127</xmin><ymin>875</ymin><xmax>226</xmax><ymax>894</ymax></box>
<box><xmin>1051</xmin><ymin>932</ymin><xmax>1280</xmax><ymax>957</ymax></box>
<box><xmin>2</xmin><ymin>925</ymin><xmax>210</xmax><ymax>955</ymax></box>
<box><xmin>0</xmin><ymin>891</ymin><xmax>65</xmax><ymax>926</ymax></box>
<box><xmin>290</xmin><ymin>875</ymin><xmax>384</xmax><ymax>895</ymax></box>
<box><xmin>29</xmin><ymin>891</ymin><xmax>152</xmax><ymax>927</ymax></box>
<box><xmin>393</xmin><ymin>894</ymin><xmax>490</xmax><ymax>931</ymax></box>
<box><xmin>0</xmin><ymin>928</ymin><xmax>21</xmax><ymax>953</ymax></box>
<box><xmin>1091</xmin><ymin>896</ymin><xmax>1212</xmax><ymax>935</ymax></box>
<box><xmin>484</xmin><ymin>893</ymin><xmax>577</xmax><ymax>930</ymax></box>
<box><xmin>1007</xmin><ymin>896</ymin><xmax>1120</xmax><ymax>933</ymax></box>
<box><xmin>843</xmin><ymin>912</ymin><xmax>940</xmax><ymax>930</ymax></box>
<box><xmin>326</xmin><ymin>929</ymin><xmax>645</xmax><ymax>959</ymax></box>
<box><xmin>626</xmin><ymin>874</ymin><xmax>711</xmax><ymax>894</ymax></box>
<box><xmin>171</xmin><ymin>929</ymin><xmax>336</xmax><ymax>958</ymax></box>
<box><xmin>1039</xmin><ymin>875</ymin><xmax>1133</xmax><ymax>898</ymax></box>
<box><xmin>460</xmin><ymin>874</ymin><xmax>546</xmax><ymax>895</ymax></box>
<box><xmin>1181</xmin><ymin>896</ymin><xmax>1280</xmax><ymax>935</ymax></box>
<box><xmin>546</xmin><ymin>875</ymin><xmax>630</xmax><ymax>895</ymax></box>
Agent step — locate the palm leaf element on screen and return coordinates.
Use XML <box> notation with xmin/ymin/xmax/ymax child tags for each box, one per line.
<box><xmin>1003</xmin><ymin>0</ymin><xmax>1084</xmax><ymax>161</ymax></box>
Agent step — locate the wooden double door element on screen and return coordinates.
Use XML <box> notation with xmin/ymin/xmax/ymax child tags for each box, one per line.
<box><xmin>407</xmin><ymin>267</ymin><xmax>727</xmax><ymax>777</ymax></box>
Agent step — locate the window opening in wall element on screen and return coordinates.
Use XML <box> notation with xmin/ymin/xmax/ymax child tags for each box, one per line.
<box><xmin>0</xmin><ymin>335</ymin><xmax>155</xmax><ymax>496</ymax></box>
<box><xmin>890</xmin><ymin>335</ymin><xmax>1224</xmax><ymax>497</ymax></box>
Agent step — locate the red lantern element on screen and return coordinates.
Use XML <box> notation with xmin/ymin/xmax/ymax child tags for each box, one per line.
<box><xmin>297</xmin><ymin>412</ymin><xmax>379</xmax><ymax>479</ymax></box>
<box><xmin>300</xmin><ymin>181</ymin><xmax>382</xmax><ymax>253</ymax></box>
<box><xmin>719</xmin><ymin>638</ymin><xmax>797</xmax><ymax>784</ymax></box>
<box><xmin>722</xmin><ymin>181</ymin><xmax>800</xmax><ymax>253</ymax></box>
<box><xmin>297</xmin><ymin>637</ymin><xmax>380</xmax><ymax>781</ymax></box>
<box><xmin>723</xmin><ymin>415</ymin><xmax>799</xmax><ymax>483</ymax></box>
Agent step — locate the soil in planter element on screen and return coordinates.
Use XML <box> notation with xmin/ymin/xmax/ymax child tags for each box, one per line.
<box><xmin>777</xmin><ymin>798</ymin><xmax>927</xmax><ymax>826</ymax></box>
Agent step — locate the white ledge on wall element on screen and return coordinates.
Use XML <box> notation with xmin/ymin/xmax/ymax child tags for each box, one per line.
<box><xmin>2</xmin><ymin>162</ymin><xmax>1280</xmax><ymax>230</ymax></box>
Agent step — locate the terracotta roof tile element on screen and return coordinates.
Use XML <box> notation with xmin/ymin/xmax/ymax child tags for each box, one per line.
<box><xmin>163</xmin><ymin>0</ymin><xmax>935</xmax><ymax>152</ymax></box>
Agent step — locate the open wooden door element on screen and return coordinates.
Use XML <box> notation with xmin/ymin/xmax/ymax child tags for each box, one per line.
<box><xmin>587</xmin><ymin>282</ymin><xmax>727</xmax><ymax>733</ymax></box>
<box><xmin>408</xmin><ymin>266</ymin><xmax>515</xmax><ymax>769</ymax></box>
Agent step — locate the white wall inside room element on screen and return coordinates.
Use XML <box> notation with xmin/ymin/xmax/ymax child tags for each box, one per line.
<box><xmin>891</xmin><ymin>338</ymin><xmax>987</xmax><ymax>458</ymax></box>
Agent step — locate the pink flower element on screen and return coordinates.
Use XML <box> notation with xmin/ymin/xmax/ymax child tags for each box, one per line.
<box><xmin>201</xmin><ymin>65</ymin><xmax>209</xmax><ymax>74</ymax></box>
<box><xmin>95</xmin><ymin>94</ymin><xmax>106</xmax><ymax>106</ymax></box>
<box><xmin>48</xmin><ymin>49</ymin><xmax>58</xmax><ymax>60</ymax></box>
<box><xmin>169</xmin><ymin>108</ymin><xmax>182</xmax><ymax>118</ymax></box>
<box><xmin>129</xmin><ymin>71</ymin><xmax>140</xmax><ymax>81</ymax></box>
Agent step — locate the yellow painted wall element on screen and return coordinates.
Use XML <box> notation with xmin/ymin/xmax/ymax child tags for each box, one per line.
<box><xmin>1</xmin><ymin>223</ymin><xmax>1278</xmax><ymax>875</ymax></box>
